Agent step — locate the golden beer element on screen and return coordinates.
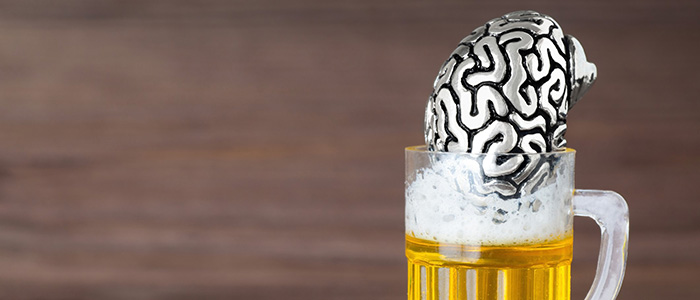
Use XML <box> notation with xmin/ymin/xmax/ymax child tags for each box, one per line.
<box><xmin>405</xmin><ymin>146</ymin><xmax>629</xmax><ymax>300</ymax></box>
<box><xmin>406</xmin><ymin>234</ymin><xmax>573</xmax><ymax>300</ymax></box>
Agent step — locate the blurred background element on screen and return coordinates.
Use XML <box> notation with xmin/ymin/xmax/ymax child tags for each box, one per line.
<box><xmin>0</xmin><ymin>0</ymin><xmax>697</xmax><ymax>299</ymax></box>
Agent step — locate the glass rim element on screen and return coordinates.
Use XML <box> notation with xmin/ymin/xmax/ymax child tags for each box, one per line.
<box><xmin>406</xmin><ymin>145</ymin><xmax>576</xmax><ymax>156</ymax></box>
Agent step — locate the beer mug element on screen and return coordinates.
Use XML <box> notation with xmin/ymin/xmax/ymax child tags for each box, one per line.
<box><xmin>405</xmin><ymin>146</ymin><xmax>628</xmax><ymax>300</ymax></box>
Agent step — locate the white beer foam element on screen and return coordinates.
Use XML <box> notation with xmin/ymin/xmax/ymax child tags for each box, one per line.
<box><xmin>405</xmin><ymin>157</ymin><xmax>573</xmax><ymax>246</ymax></box>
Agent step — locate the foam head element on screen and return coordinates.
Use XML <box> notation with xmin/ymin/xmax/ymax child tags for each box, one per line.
<box><xmin>405</xmin><ymin>147</ymin><xmax>575</xmax><ymax>246</ymax></box>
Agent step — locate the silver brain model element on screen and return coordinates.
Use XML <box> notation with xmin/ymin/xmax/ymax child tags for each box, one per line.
<box><xmin>424</xmin><ymin>10</ymin><xmax>596</xmax><ymax>197</ymax></box>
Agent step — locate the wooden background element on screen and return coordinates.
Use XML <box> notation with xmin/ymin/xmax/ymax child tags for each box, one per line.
<box><xmin>0</xmin><ymin>0</ymin><xmax>697</xmax><ymax>299</ymax></box>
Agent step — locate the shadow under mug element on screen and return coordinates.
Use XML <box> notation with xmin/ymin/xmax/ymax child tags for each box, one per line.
<box><xmin>405</xmin><ymin>146</ymin><xmax>628</xmax><ymax>300</ymax></box>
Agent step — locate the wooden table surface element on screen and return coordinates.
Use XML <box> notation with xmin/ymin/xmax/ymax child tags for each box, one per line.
<box><xmin>0</xmin><ymin>0</ymin><xmax>697</xmax><ymax>299</ymax></box>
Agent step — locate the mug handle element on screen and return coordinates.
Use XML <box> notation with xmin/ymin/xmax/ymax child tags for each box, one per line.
<box><xmin>573</xmin><ymin>189</ymin><xmax>629</xmax><ymax>300</ymax></box>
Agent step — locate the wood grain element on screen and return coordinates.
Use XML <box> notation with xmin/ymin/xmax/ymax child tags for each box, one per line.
<box><xmin>0</xmin><ymin>0</ymin><xmax>696</xmax><ymax>299</ymax></box>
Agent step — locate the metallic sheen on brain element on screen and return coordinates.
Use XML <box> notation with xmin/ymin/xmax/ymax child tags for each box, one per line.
<box><xmin>424</xmin><ymin>11</ymin><xmax>596</xmax><ymax>197</ymax></box>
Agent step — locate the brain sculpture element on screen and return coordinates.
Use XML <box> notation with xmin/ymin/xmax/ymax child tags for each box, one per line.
<box><xmin>424</xmin><ymin>11</ymin><xmax>597</xmax><ymax>197</ymax></box>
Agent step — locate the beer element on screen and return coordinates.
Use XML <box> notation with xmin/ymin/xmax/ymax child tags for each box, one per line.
<box><xmin>405</xmin><ymin>147</ymin><xmax>576</xmax><ymax>300</ymax></box>
<box><xmin>405</xmin><ymin>147</ymin><xmax>629</xmax><ymax>300</ymax></box>
<box><xmin>406</xmin><ymin>234</ymin><xmax>572</xmax><ymax>300</ymax></box>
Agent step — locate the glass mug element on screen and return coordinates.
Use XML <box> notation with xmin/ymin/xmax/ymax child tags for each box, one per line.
<box><xmin>405</xmin><ymin>146</ymin><xmax>628</xmax><ymax>300</ymax></box>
